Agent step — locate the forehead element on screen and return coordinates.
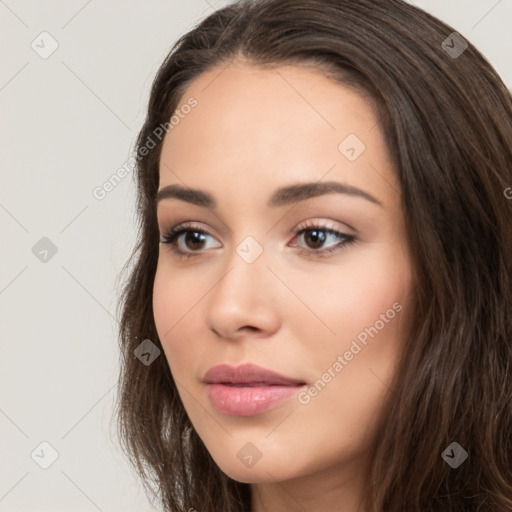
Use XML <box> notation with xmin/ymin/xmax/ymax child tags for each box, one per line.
<box><xmin>158</xmin><ymin>61</ymin><xmax>398</xmax><ymax>211</ymax></box>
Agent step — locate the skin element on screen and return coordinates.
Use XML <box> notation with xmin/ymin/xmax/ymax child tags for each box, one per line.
<box><xmin>153</xmin><ymin>59</ymin><xmax>414</xmax><ymax>512</ymax></box>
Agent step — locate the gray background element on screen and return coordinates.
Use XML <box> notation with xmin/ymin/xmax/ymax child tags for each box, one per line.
<box><xmin>1</xmin><ymin>1</ymin><xmax>510</xmax><ymax>511</ymax></box>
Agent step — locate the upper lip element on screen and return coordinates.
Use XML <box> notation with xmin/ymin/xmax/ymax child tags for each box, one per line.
<box><xmin>203</xmin><ymin>363</ymin><xmax>306</xmax><ymax>386</ymax></box>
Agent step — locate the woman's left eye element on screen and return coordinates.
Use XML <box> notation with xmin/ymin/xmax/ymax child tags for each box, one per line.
<box><xmin>159</xmin><ymin>221</ymin><xmax>356</xmax><ymax>259</ymax></box>
<box><xmin>290</xmin><ymin>224</ymin><xmax>356</xmax><ymax>257</ymax></box>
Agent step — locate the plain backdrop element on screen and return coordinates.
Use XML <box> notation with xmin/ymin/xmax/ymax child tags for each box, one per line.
<box><xmin>1</xmin><ymin>1</ymin><xmax>511</xmax><ymax>511</ymax></box>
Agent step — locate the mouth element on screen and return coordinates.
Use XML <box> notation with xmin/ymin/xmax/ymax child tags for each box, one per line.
<box><xmin>203</xmin><ymin>363</ymin><xmax>307</xmax><ymax>416</ymax></box>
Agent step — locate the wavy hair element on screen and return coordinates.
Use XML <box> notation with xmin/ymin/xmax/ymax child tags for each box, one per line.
<box><xmin>115</xmin><ymin>1</ymin><xmax>512</xmax><ymax>510</ymax></box>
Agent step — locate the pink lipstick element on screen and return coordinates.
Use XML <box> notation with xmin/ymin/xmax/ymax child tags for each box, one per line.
<box><xmin>203</xmin><ymin>363</ymin><xmax>306</xmax><ymax>416</ymax></box>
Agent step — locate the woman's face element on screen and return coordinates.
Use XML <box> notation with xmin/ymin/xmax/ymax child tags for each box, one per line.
<box><xmin>153</xmin><ymin>61</ymin><xmax>413</xmax><ymax>490</ymax></box>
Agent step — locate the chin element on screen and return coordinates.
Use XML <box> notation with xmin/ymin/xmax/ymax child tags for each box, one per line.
<box><xmin>223</xmin><ymin>467</ymin><xmax>279</xmax><ymax>484</ymax></box>
<box><xmin>213</xmin><ymin>454</ymin><xmax>295</xmax><ymax>484</ymax></box>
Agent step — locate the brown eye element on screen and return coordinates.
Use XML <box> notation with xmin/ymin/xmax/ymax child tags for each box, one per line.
<box><xmin>303</xmin><ymin>229</ymin><xmax>327</xmax><ymax>249</ymax></box>
<box><xmin>182</xmin><ymin>231</ymin><xmax>207</xmax><ymax>251</ymax></box>
<box><xmin>291</xmin><ymin>224</ymin><xmax>356</xmax><ymax>258</ymax></box>
<box><xmin>160</xmin><ymin>223</ymin><xmax>221</xmax><ymax>259</ymax></box>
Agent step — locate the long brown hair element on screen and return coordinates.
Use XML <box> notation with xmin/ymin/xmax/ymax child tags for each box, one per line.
<box><xmin>115</xmin><ymin>1</ymin><xmax>512</xmax><ymax>510</ymax></box>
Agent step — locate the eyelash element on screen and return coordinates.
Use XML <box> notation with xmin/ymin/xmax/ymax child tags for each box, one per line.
<box><xmin>159</xmin><ymin>220</ymin><xmax>356</xmax><ymax>260</ymax></box>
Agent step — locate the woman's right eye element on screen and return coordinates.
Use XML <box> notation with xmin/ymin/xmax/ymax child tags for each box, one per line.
<box><xmin>160</xmin><ymin>223</ymin><xmax>222</xmax><ymax>259</ymax></box>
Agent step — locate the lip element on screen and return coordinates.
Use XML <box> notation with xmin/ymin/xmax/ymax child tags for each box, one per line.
<box><xmin>203</xmin><ymin>363</ymin><xmax>306</xmax><ymax>416</ymax></box>
<box><xmin>203</xmin><ymin>363</ymin><xmax>305</xmax><ymax>386</ymax></box>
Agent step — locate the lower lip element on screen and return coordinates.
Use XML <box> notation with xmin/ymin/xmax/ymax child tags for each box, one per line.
<box><xmin>206</xmin><ymin>383</ymin><xmax>304</xmax><ymax>416</ymax></box>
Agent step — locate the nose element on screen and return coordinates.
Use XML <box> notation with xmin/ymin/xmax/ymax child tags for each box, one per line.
<box><xmin>205</xmin><ymin>245</ymin><xmax>281</xmax><ymax>341</ymax></box>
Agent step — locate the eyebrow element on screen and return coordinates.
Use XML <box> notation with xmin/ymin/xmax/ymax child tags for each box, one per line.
<box><xmin>155</xmin><ymin>181</ymin><xmax>383</xmax><ymax>209</ymax></box>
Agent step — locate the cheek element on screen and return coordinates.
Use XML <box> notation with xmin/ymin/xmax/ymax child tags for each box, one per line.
<box><xmin>289</xmin><ymin>242</ymin><xmax>411</xmax><ymax>360</ymax></box>
<box><xmin>153</xmin><ymin>257</ymin><xmax>210</xmax><ymax>330</ymax></box>
<box><xmin>152</xmin><ymin>263</ymin><xmax>204</xmax><ymax>372</ymax></box>
<box><xmin>288</xmin><ymin>249</ymin><xmax>411</xmax><ymax>454</ymax></box>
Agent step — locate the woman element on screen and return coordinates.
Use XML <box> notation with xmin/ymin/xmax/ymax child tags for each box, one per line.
<box><xmin>115</xmin><ymin>0</ymin><xmax>512</xmax><ymax>510</ymax></box>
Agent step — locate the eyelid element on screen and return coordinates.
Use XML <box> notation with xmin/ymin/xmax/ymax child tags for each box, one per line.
<box><xmin>159</xmin><ymin>221</ymin><xmax>220</xmax><ymax>242</ymax></box>
<box><xmin>162</xmin><ymin>222</ymin><xmax>221</xmax><ymax>245</ymax></box>
<box><xmin>291</xmin><ymin>218</ymin><xmax>353</xmax><ymax>236</ymax></box>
